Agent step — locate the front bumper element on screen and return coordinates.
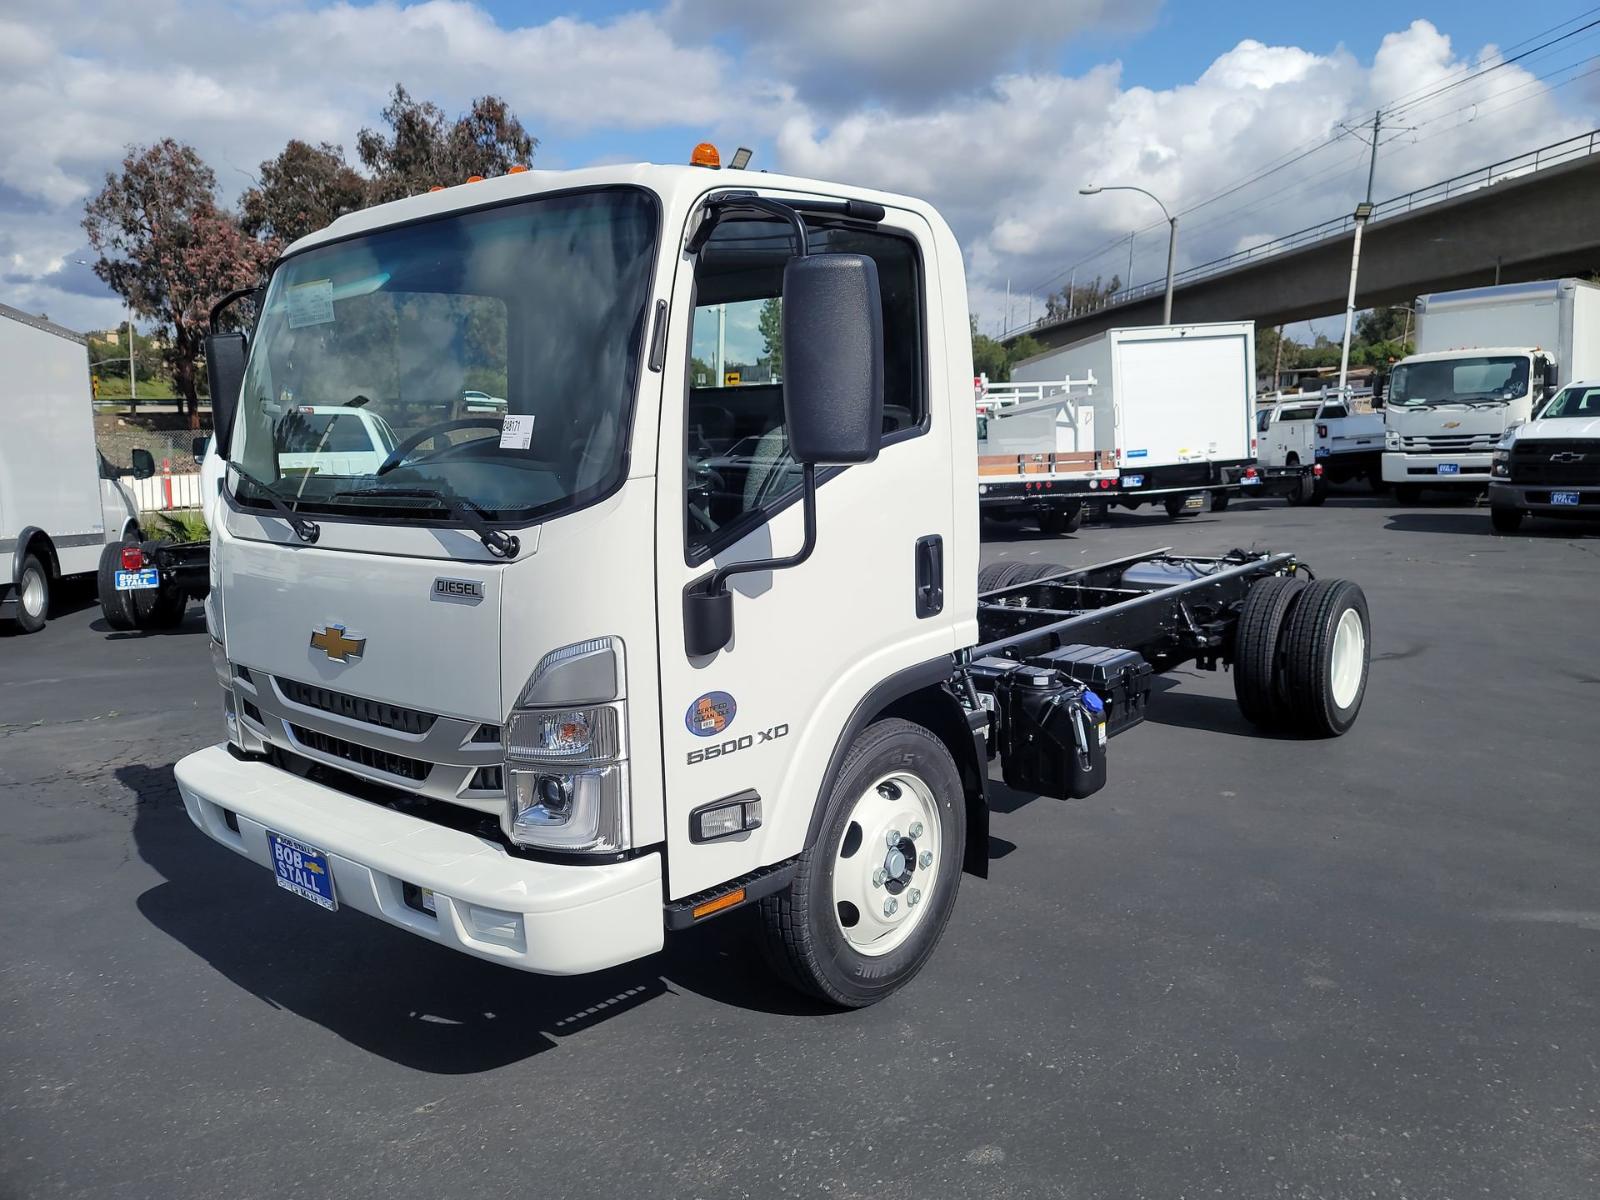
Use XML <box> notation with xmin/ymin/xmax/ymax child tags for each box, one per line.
<box><xmin>1382</xmin><ymin>451</ymin><xmax>1493</xmax><ymax>483</ymax></box>
<box><xmin>1488</xmin><ymin>481</ymin><xmax>1600</xmax><ymax>514</ymax></box>
<box><xmin>174</xmin><ymin>744</ymin><xmax>664</xmax><ymax>975</ymax></box>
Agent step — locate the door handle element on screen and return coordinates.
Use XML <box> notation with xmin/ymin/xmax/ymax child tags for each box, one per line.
<box><xmin>914</xmin><ymin>535</ymin><xmax>943</xmax><ymax>618</ymax></box>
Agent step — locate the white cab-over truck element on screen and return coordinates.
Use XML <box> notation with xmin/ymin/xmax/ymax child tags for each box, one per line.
<box><xmin>1011</xmin><ymin>323</ymin><xmax>1257</xmax><ymax>517</ymax></box>
<box><xmin>1</xmin><ymin>302</ymin><xmax>153</xmax><ymax>633</ymax></box>
<box><xmin>178</xmin><ymin>159</ymin><xmax>1372</xmax><ymax>1007</ymax></box>
<box><xmin>1382</xmin><ymin>279</ymin><xmax>1600</xmax><ymax>502</ymax></box>
<box><xmin>1488</xmin><ymin>379</ymin><xmax>1600</xmax><ymax>532</ymax></box>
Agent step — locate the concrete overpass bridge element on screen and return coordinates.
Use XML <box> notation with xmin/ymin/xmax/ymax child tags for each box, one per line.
<box><xmin>1006</xmin><ymin>129</ymin><xmax>1600</xmax><ymax>352</ymax></box>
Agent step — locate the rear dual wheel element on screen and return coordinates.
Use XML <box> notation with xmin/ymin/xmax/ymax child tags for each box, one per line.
<box><xmin>1234</xmin><ymin>576</ymin><xmax>1370</xmax><ymax>737</ymax></box>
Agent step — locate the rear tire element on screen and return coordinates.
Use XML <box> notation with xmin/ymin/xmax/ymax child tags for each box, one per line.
<box><xmin>1210</xmin><ymin>492</ymin><xmax>1231</xmax><ymax>512</ymax></box>
<box><xmin>1490</xmin><ymin>506</ymin><xmax>1524</xmax><ymax>534</ymax></box>
<box><xmin>1012</xmin><ymin>561</ymin><xmax>1070</xmax><ymax>584</ymax></box>
<box><xmin>11</xmin><ymin>553</ymin><xmax>51</xmax><ymax>634</ymax></box>
<box><xmin>1279</xmin><ymin>579</ymin><xmax>1371</xmax><ymax>737</ymax></box>
<box><xmin>97</xmin><ymin>541</ymin><xmax>142</xmax><ymax>631</ymax></box>
<box><xmin>1232</xmin><ymin>575</ymin><xmax>1308</xmax><ymax>732</ymax></box>
<box><xmin>1164</xmin><ymin>495</ymin><xmax>1195</xmax><ymax>518</ymax></box>
<box><xmin>978</xmin><ymin>561</ymin><xmax>1031</xmax><ymax>594</ymax></box>
<box><xmin>1393</xmin><ymin>483</ymin><xmax>1422</xmax><ymax>505</ymax></box>
<box><xmin>758</xmin><ymin>719</ymin><xmax>967</xmax><ymax>1008</ymax></box>
<box><xmin>1304</xmin><ymin>477</ymin><xmax>1329</xmax><ymax>506</ymax></box>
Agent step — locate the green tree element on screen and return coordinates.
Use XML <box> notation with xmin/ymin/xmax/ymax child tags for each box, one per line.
<box><xmin>83</xmin><ymin>140</ymin><xmax>277</xmax><ymax>428</ymax></box>
<box><xmin>1044</xmin><ymin>274</ymin><xmax>1120</xmax><ymax>321</ymax></box>
<box><xmin>357</xmin><ymin>84</ymin><xmax>538</xmax><ymax>203</ymax></box>
<box><xmin>241</xmin><ymin>140</ymin><xmax>367</xmax><ymax>244</ymax></box>
<box><xmin>758</xmin><ymin>296</ymin><xmax>783</xmax><ymax>379</ymax></box>
<box><xmin>1356</xmin><ymin>305</ymin><xmax>1411</xmax><ymax>345</ymax></box>
<box><xmin>971</xmin><ymin>319</ymin><xmax>1043</xmax><ymax>382</ymax></box>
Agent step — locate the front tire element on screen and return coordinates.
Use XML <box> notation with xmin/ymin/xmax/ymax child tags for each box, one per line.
<box><xmin>759</xmin><ymin>718</ymin><xmax>967</xmax><ymax>1008</ymax></box>
<box><xmin>1490</xmin><ymin>506</ymin><xmax>1524</xmax><ymax>534</ymax></box>
<box><xmin>12</xmin><ymin>553</ymin><xmax>51</xmax><ymax>634</ymax></box>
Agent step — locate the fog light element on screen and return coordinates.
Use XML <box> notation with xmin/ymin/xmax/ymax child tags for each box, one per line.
<box><xmin>690</xmin><ymin>792</ymin><xmax>762</xmax><ymax>843</ymax></box>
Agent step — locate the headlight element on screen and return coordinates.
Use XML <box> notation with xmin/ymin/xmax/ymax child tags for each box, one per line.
<box><xmin>1384</xmin><ymin>430</ymin><xmax>1402</xmax><ymax>450</ymax></box>
<box><xmin>503</xmin><ymin>639</ymin><xmax>630</xmax><ymax>854</ymax></box>
<box><xmin>1491</xmin><ymin>448</ymin><xmax>1510</xmax><ymax>477</ymax></box>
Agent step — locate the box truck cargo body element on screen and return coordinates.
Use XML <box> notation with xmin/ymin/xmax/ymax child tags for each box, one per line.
<box><xmin>1012</xmin><ymin>323</ymin><xmax>1255</xmax><ymax>510</ymax></box>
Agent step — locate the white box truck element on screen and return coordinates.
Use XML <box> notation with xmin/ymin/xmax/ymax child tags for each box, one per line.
<box><xmin>175</xmin><ymin>158</ymin><xmax>1371</xmax><ymax>1008</ymax></box>
<box><xmin>1012</xmin><ymin>323</ymin><xmax>1257</xmax><ymax>516</ymax></box>
<box><xmin>1382</xmin><ymin>279</ymin><xmax>1600</xmax><ymax>502</ymax></box>
<box><xmin>1</xmin><ymin>302</ymin><xmax>151</xmax><ymax>633</ymax></box>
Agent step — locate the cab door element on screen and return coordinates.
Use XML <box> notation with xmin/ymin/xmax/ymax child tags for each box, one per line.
<box><xmin>653</xmin><ymin>202</ymin><xmax>960</xmax><ymax>899</ymax></box>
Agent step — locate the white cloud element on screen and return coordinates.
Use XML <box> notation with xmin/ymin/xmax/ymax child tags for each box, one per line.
<box><xmin>1</xmin><ymin>5</ymin><xmax>1594</xmax><ymax>339</ymax></box>
<box><xmin>670</xmin><ymin>0</ymin><xmax>1160</xmax><ymax>105</ymax></box>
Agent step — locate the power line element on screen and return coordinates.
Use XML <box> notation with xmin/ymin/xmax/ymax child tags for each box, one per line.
<box><xmin>1382</xmin><ymin>16</ymin><xmax>1600</xmax><ymax>120</ymax></box>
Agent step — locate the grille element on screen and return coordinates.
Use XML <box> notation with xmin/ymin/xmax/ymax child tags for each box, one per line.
<box><xmin>277</xmin><ymin>678</ymin><xmax>436</xmax><ymax>735</ymax></box>
<box><xmin>1399</xmin><ymin>434</ymin><xmax>1497</xmax><ymax>452</ymax></box>
<box><xmin>468</xmin><ymin>765</ymin><xmax>505</xmax><ymax>792</ymax></box>
<box><xmin>470</xmin><ymin>723</ymin><xmax>502</xmax><ymax>744</ymax></box>
<box><xmin>1510</xmin><ymin>440</ymin><xmax>1600</xmax><ymax>486</ymax></box>
<box><xmin>288</xmin><ymin>724</ymin><xmax>430</xmax><ymax>781</ymax></box>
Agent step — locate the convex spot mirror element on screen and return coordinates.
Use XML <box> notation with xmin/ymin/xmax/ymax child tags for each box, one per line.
<box><xmin>780</xmin><ymin>253</ymin><xmax>884</xmax><ymax>466</ymax></box>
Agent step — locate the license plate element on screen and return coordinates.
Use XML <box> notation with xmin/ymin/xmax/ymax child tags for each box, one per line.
<box><xmin>1552</xmin><ymin>491</ymin><xmax>1580</xmax><ymax>506</ymax></box>
<box><xmin>1241</xmin><ymin>475</ymin><xmax>1261</xmax><ymax>486</ymax></box>
<box><xmin>114</xmin><ymin>568</ymin><xmax>160</xmax><ymax>591</ymax></box>
<box><xmin>1185</xmin><ymin>494</ymin><xmax>1205</xmax><ymax>510</ymax></box>
<box><xmin>1121</xmin><ymin>474</ymin><xmax>1144</xmax><ymax>488</ymax></box>
<box><xmin>268</xmin><ymin>832</ymin><xmax>337</xmax><ymax>911</ymax></box>
<box><xmin>1437</xmin><ymin>463</ymin><xmax>1460</xmax><ymax>475</ymax></box>
<box><xmin>1315</xmin><ymin>446</ymin><xmax>1330</xmax><ymax>457</ymax></box>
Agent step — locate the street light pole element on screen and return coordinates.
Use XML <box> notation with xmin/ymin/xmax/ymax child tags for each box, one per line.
<box><xmin>1079</xmin><ymin>185</ymin><xmax>1178</xmax><ymax>325</ymax></box>
<box><xmin>1337</xmin><ymin>109</ymin><xmax>1382</xmax><ymax>398</ymax></box>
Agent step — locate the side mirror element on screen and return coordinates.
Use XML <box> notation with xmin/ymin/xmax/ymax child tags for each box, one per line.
<box><xmin>130</xmin><ymin>448</ymin><xmax>156</xmax><ymax>480</ymax></box>
<box><xmin>1372</xmin><ymin>394</ymin><xmax>1385</xmax><ymax>410</ymax></box>
<box><xmin>205</xmin><ymin>331</ymin><xmax>248</xmax><ymax>455</ymax></box>
<box><xmin>192</xmin><ymin>435</ymin><xmax>209</xmax><ymax>464</ymax></box>
<box><xmin>780</xmin><ymin>253</ymin><xmax>884</xmax><ymax>465</ymax></box>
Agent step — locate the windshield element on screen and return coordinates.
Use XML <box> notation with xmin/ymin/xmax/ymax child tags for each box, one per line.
<box><xmin>1388</xmin><ymin>355</ymin><xmax>1529</xmax><ymax>408</ymax></box>
<box><xmin>232</xmin><ymin>187</ymin><xmax>658</xmax><ymax>523</ymax></box>
<box><xmin>1538</xmin><ymin>384</ymin><xmax>1600</xmax><ymax>420</ymax></box>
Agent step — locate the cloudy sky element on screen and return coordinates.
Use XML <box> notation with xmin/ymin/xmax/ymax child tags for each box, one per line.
<box><xmin>4</xmin><ymin>0</ymin><xmax>1598</xmax><ymax>340</ymax></box>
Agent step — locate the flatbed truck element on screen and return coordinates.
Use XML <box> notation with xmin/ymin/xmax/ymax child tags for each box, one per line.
<box><xmin>176</xmin><ymin>156</ymin><xmax>1371</xmax><ymax>1007</ymax></box>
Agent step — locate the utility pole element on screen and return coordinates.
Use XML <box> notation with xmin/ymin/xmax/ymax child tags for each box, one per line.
<box><xmin>1125</xmin><ymin>233</ymin><xmax>1135</xmax><ymax>301</ymax></box>
<box><xmin>1337</xmin><ymin>109</ymin><xmax>1381</xmax><ymax>398</ymax></box>
<box><xmin>1005</xmin><ymin>278</ymin><xmax>1012</xmax><ymax>335</ymax></box>
<box><xmin>1273</xmin><ymin>324</ymin><xmax>1285</xmax><ymax>394</ymax></box>
<box><xmin>1067</xmin><ymin>268</ymin><xmax>1075</xmax><ymax>317</ymax></box>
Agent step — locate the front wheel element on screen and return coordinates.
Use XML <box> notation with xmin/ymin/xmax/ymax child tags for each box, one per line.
<box><xmin>1490</xmin><ymin>506</ymin><xmax>1524</xmax><ymax>534</ymax></box>
<box><xmin>758</xmin><ymin>718</ymin><xmax>967</xmax><ymax>1008</ymax></box>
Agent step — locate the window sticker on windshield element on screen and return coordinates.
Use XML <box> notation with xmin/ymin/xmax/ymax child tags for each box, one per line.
<box><xmin>287</xmin><ymin>279</ymin><xmax>335</xmax><ymax>329</ymax></box>
<box><xmin>499</xmin><ymin>413</ymin><xmax>534</xmax><ymax>450</ymax></box>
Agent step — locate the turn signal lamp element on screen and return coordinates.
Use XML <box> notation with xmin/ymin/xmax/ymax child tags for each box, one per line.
<box><xmin>690</xmin><ymin>142</ymin><xmax>721</xmax><ymax>169</ymax></box>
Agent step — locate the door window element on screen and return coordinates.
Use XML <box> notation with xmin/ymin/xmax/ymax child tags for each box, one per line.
<box><xmin>684</xmin><ymin>217</ymin><xmax>925</xmax><ymax>562</ymax></box>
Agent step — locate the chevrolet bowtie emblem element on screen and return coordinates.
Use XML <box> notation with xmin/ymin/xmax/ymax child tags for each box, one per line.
<box><xmin>309</xmin><ymin>624</ymin><xmax>366</xmax><ymax>663</ymax></box>
<box><xmin>1551</xmin><ymin>451</ymin><xmax>1587</xmax><ymax>464</ymax></box>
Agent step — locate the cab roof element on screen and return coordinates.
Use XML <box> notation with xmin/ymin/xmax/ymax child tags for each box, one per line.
<box><xmin>280</xmin><ymin>162</ymin><xmax>942</xmax><ymax>260</ymax></box>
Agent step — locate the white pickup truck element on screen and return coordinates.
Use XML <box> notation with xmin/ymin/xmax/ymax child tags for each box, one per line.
<box><xmin>1488</xmin><ymin>379</ymin><xmax>1600</xmax><ymax>532</ymax></box>
<box><xmin>1310</xmin><ymin>395</ymin><xmax>1385</xmax><ymax>488</ymax></box>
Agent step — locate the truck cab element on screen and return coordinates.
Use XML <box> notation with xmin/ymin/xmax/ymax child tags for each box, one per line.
<box><xmin>1381</xmin><ymin>347</ymin><xmax>1551</xmax><ymax>498</ymax></box>
<box><xmin>177</xmin><ymin>162</ymin><xmax>976</xmax><ymax>996</ymax></box>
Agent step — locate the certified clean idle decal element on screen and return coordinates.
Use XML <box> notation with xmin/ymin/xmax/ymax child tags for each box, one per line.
<box><xmin>686</xmin><ymin>691</ymin><xmax>736</xmax><ymax>737</ymax></box>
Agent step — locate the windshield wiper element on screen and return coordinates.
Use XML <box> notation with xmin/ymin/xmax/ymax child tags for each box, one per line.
<box><xmin>334</xmin><ymin>486</ymin><xmax>520</xmax><ymax>559</ymax></box>
<box><xmin>227</xmin><ymin>463</ymin><xmax>321</xmax><ymax>543</ymax></box>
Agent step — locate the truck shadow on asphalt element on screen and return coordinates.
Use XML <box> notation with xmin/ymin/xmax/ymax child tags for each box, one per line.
<box><xmin>122</xmin><ymin>764</ymin><xmax>838</xmax><ymax>1075</ymax></box>
<box><xmin>89</xmin><ymin>610</ymin><xmax>210</xmax><ymax>639</ymax></box>
<box><xmin>1383</xmin><ymin>511</ymin><xmax>1600</xmax><ymax>538</ymax></box>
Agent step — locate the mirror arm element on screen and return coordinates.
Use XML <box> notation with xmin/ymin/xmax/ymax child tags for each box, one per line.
<box><xmin>709</xmin><ymin>464</ymin><xmax>817</xmax><ymax>593</ymax></box>
<box><xmin>683</xmin><ymin>465</ymin><xmax>818</xmax><ymax>657</ymax></box>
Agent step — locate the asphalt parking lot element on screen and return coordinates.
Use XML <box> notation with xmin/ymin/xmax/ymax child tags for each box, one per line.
<box><xmin>4</xmin><ymin>492</ymin><xmax>1598</xmax><ymax>1200</ymax></box>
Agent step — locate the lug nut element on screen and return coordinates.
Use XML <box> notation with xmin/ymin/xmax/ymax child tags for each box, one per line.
<box><xmin>885</xmin><ymin>829</ymin><xmax>901</xmax><ymax>848</ymax></box>
<box><xmin>871</xmin><ymin>868</ymin><xmax>886</xmax><ymax>888</ymax></box>
<box><xmin>908</xmin><ymin>821</ymin><xmax>924</xmax><ymax>839</ymax></box>
<box><xmin>918</xmin><ymin>850</ymin><xmax>933</xmax><ymax>869</ymax></box>
<box><xmin>908</xmin><ymin>888</ymin><xmax>921</xmax><ymax>907</ymax></box>
<box><xmin>883</xmin><ymin>898</ymin><xmax>898</xmax><ymax>917</ymax></box>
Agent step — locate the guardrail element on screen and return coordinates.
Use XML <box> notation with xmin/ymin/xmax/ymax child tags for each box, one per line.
<box><xmin>1013</xmin><ymin>127</ymin><xmax>1600</xmax><ymax>335</ymax></box>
